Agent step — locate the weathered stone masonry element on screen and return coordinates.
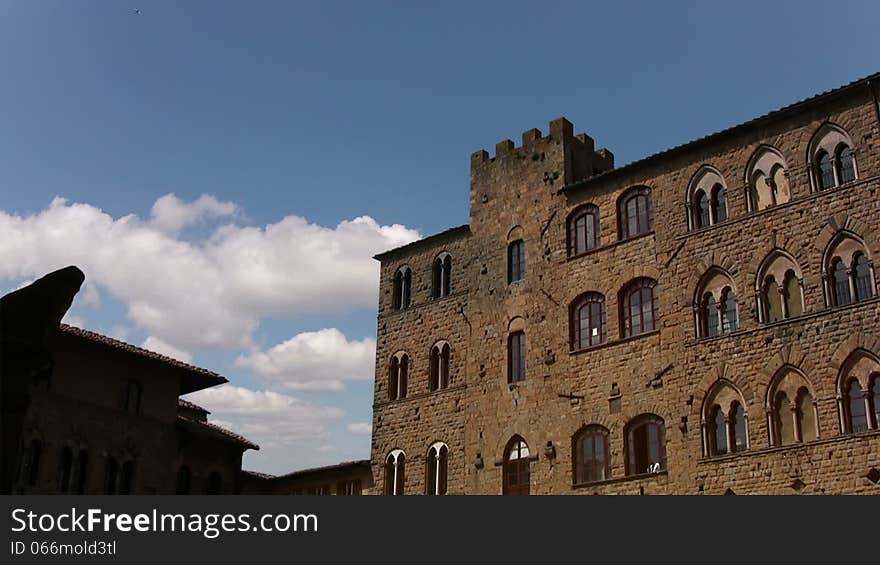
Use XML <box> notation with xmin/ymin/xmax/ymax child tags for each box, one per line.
<box><xmin>370</xmin><ymin>73</ymin><xmax>880</xmax><ymax>494</ymax></box>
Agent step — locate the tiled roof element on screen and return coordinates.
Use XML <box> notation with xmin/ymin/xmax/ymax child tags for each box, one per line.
<box><xmin>59</xmin><ymin>324</ymin><xmax>227</xmax><ymax>392</ymax></box>
<box><xmin>177</xmin><ymin>415</ymin><xmax>259</xmax><ymax>451</ymax></box>
<box><xmin>178</xmin><ymin>398</ymin><xmax>210</xmax><ymax>415</ymax></box>
<box><xmin>373</xmin><ymin>224</ymin><xmax>470</xmax><ymax>261</ymax></box>
<box><xmin>564</xmin><ymin>71</ymin><xmax>880</xmax><ymax>192</ymax></box>
<box><xmin>271</xmin><ymin>459</ymin><xmax>371</xmax><ymax>480</ymax></box>
<box><xmin>241</xmin><ymin>470</ymin><xmax>275</xmax><ymax>480</ymax></box>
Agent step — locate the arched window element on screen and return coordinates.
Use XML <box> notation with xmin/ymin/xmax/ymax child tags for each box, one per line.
<box><xmin>392</xmin><ymin>266</ymin><xmax>412</xmax><ymax>310</ymax></box>
<box><xmin>429</xmin><ymin>342</ymin><xmax>450</xmax><ymax>391</ymax></box>
<box><xmin>104</xmin><ymin>458</ymin><xmax>118</xmax><ymax>494</ymax></box>
<box><xmin>120</xmin><ymin>461</ymin><xmax>134</xmax><ymax>495</ymax></box>
<box><xmin>773</xmin><ymin>391</ymin><xmax>793</xmax><ymax>446</ymax></box>
<box><xmin>711</xmin><ymin>184</ymin><xmax>727</xmax><ymax>223</ymax></box>
<box><xmin>846</xmin><ymin>379</ymin><xmax>868</xmax><ymax>433</ymax></box>
<box><xmin>783</xmin><ymin>270</ymin><xmax>802</xmax><ymax>317</ymax></box>
<box><xmin>503</xmin><ymin>436</ymin><xmax>530</xmax><ymax>495</ymax></box>
<box><xmin>570</xmin><ymin>292</ymin><xmax>606</xmax><ymax>350</ymax></box>
<box><xmin>708</xmin><ymin>405</ymin><xmax>727</xmax><ymax>455</ymax></box>
<box><xmin>757</xmin><ymin>251</ymin><xmax>803</xmax><ymax>323</ymax></box>
<box><xmin>871</xmin><ymin>374</ymin><xmax>880</xmax><ymax>430</ymax></box>
<box><xmin>25</xmin><ymin>439</ymin><xmax>41</xmax><ymax>487</ymax></box>
<box><xmin>730</xmin><ymin>402</ymin><xmax>747</xmax><ymax>452</ymax></box>
<box><xmin>625</xmin><ymin>414</ymin><xmax>666</xmax><ymax>476</ymax></box>
<box><xmin>57</xmin><ymin>446</ymin><xmax>73</xmax><ymax>493</ymax></box>
<box><xmin>388</xmin><ymin>353</ymin><xmax>409</xmax><ymax>401</ymax></box>
<box><xmin>831</xmin><ymin>258</ymin><xmax>851</xmax><ymax>306</ymax></box>
<box><xmin>695</xmin><ymin>190</ymin><xmax>710</xmax><ymax>228</ymax></box>
<box><xmin>620</xmin><ymin>278</ymin><xmax>659</xmax><ymax>338</ymax></box>
<box><xmin>854</xmin><ymin>254</ymin><xmax>874</xmax><ymax>301</ymax></box>
<box><xmin>508</xmin><ymin>331</ymin><xmax>526</xmax><ymax>383</ymax></box>
<box><xmin>384</xmin><ymin>449</ymin><xmax>406</xmax><ymax>495</ymax></box>
<box><xmin>176</xmin><ymin>466</ymin><xmax>191</xmax><ymax>495</ymax></box>
<box><xmin>702</xmin><ymin>293</ymin><xmax>719</xmax><ymax>338</ymax></box>
<box><xmin>573</xmin><ymin>426</ymin><xmax>610</xmax><ymax>484</ymax></box>
<box><xmin>837</xmin><ymin>145</ymin><xmax>856</xmax><ymax>184</ymax></box>
<box><xmin>721</xmin><ymin>288</ymin><xmax>738</xmax><ymax>333</ymax></box>
<box><xmin>425</xmin><ymin>442</ymin><xmax>448</xmax><ymax>495</ymax></box>
<box><xmin>508</xmin><ymin>239</ymin><xmax>525</xmax><ymax>283</ymax></box>
<box><xmin>702</xmin><ymin>381</ymin><xmax>748</xmax><ymax>457</ymax></box>
<box><xmin>767</xmin><ymin>367</ymin><xmax>817</xmax><ymax>446</ymax></box>
<box><xmin>809</xmin><ymin>124</ymin><xmax>857</xmax><ymax>191</ymax></box>
<box><xmin>817</xmin><ymin>151</ymin><xmax>834</xmax><ymax>190</ymax></box>
<box><xmin>763</xmin><ymin>276</ymin><xmax>782</xmax><ymax>322</ymax></box>
<box><xmin>432</xmin><ymin>254</ymin><xmax>452</xmax><ymax>298</ymax></box>
<box><xmin>687</xmin><ymin>167</ymin><xmax>727</xmax><ymax>228</ymax></box>
<box><xmin>619</xmin><ymin>186</ymin><xmax>653</xmax><ymax>239</ymax></box>
<box><xmin>568</xmin><ymin>205</ymin><xmax>600</xmax><ymax>255</ymax></box>
<box><xmin>206</xmin><ymin>472</ymin><xmax>222</xmax><ymax>495</ymax></box>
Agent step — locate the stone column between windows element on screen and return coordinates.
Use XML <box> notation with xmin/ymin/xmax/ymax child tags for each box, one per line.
<box><xmin>811</xmin><ymin>399</ymin><xmax>820</xmax><ymax>440</ymax></box>
<box><xmin>847</xmin><ymin>267</ymin><xmax>858</xmax><ymax>305</ymax></box>
<box><xmin>863</xmin><ymin>389</ymin><xmax>874</xmax><ymax>431</ymax></box>
<box><xmin>743</xmin><ymin>412</ymin><xmax>750</xmax><ymax>450</ymax></box>
<box><xmin>700</xmin><ymin>419</ymin><xmax>708</xmax><ymax>457</ymax></box>
<box><xmin>836</xmin><ymin>393</ymin><xmax>846</xmax><ymax>434</ymax></box>
<box><xmin>831</xmin><ymin>155</ymin><xmax>841</xmax><ymax>188</ymax></box>
<box><xmin>766</xmin><ymin>408</ymin><xmax>775</xmax><ymax>447</ymax></box>
<box><xmin>723</xmin><ymin>415</ymin><xmax>733</xmax><ymax>454</ymax></box>
<box><xmin>755</xmin><ymin>290</ymin><xmax>764</xmax><ymax>324</ymax></box>
<box><xmin>714</xmin><ymin>301</ymin><xmax>723</xmax><ymax>336</ymax></box>
<box><xmin>777</xmin><ymin>284</ymin><xmax>788</xmax><ymax>319</ymax></box>
<box><xmin>790</xmin><ymin>402</ymin><xmax>802</xmax><ymax>443</ymax></box>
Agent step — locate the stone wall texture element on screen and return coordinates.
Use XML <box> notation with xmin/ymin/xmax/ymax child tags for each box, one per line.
<box><xmin>369</xmin><ymin>75</ymin><xmax>880</xmax><ymax>494</ymax></box>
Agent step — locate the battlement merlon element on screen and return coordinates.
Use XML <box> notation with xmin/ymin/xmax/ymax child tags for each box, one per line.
<box><xmin>469</xmin><ymin>117</ymin><xmax>614</xmax><ymax>182</ymax></box>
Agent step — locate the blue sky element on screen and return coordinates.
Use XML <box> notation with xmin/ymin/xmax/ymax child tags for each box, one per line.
<box><xmin>1</xmin><ymin>1</ymin><xmax>878</xmax><ymax>474</ymax></box>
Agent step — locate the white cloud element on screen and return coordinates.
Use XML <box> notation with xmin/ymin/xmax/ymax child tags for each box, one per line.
<box><xmin>0</xmin><ymin>195</ymin><xmax>419</xmax><ymax>350</ymax></box>
<box><xmin>346</xmin><ymin>422</ymin><xmax>372</xmax><ymax>434</ymax></box>
<box><xmin>142</xmin><ymin>336</ymin><xmax>193</xmax><ymax>363</ymax></box>
<box><xmin>184</xmin><ymin>385</ymin><xmax>345</xmax><ymax>456</ymax></box>
<box><xmin>236</xmin><ymin>328</ymin><xmax>375</xmax><ymax>392</ymax></box>
<box><xmin>149</xmin><ymin>193</ymin><xmax>240</xmax><ymax>236</ymax></box>
<box><xmin>62</xmin><ymin>313</ymin><xmax>86</xmax><ymax>328</ymax></box>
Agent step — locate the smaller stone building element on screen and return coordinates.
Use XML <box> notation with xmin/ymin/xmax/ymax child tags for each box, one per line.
<box><xmin>240</xmin><ymin>460</ymin><xmax>372</xmax><ymax>495</ymax></box>
<box><xmin>12</xmin><ymin>324</ymin><xmax>258</xmax><ymax>495</ymax></box>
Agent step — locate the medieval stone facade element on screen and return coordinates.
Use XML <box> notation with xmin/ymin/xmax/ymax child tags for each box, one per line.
<box><xmin>12</xmin><ymin>324</ymin><xmax>258</xmax><ymax>495</ymax></box>
<box><xmin>369</xmin><ymin>73</ymin><xmax>880</xmax><ymax>494</ymax></box>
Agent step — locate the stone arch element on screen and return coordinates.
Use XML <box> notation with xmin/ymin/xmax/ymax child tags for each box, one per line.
<box><xmin>806</xmin><ymin>122</ymin><xmax>858</xmax><ymax>191</ymax></box>
<box><xmin>744</xmin><ymin>144</ymin><xmax>791</xmax><ymax>211</ymax></box>
<box><xmin>686</xmin><ymin>165</ymin><xmax>729</xmax><ymax>228</ymax></box>
<box><xmin>813</xmin><ymin>214</ymin><xmax>878</xmax><ymax>266</ymax></box>
<box><xmin>693</xmin><ymin>363</ymin><xmax>756</xmax><ymax>413</ymax></box>
<box><xmin>506</xmin><ymin>316</ymin><xmax>526</xmax><ymax>333</ymax></box>
<box><xmin>507</xmin><ymin>225</ymin><xmax>525</xmax><ymax>242</ymax></box>
<box><xmin>835</xmin><ymin>348</ymin><xmax>880</xmax><ymax>395</ymax></box>
<box><xmin>751</xmin><ymin>246</ymin><xmax>807</xmax><ymax>323</ymax></box>
<box><xmin>609</xmin><ymin>265</ymin><xmax>663</xmax><ymax>293</ymax></box>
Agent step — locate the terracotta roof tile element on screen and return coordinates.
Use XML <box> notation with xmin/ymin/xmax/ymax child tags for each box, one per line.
<box><xmin>177</xmin><ymin>415</ymin><xmax>259</xmax><ymax>451</ymax></box>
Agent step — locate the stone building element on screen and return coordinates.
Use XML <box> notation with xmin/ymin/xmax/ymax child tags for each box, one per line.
<box><xmin>12</xmin><ymin>324</ymin><xmax>258</xmax><ymax>494</ymax></box>
<box><xmin>240</xmin><ymin>460</ymin><xmax>372</xmax><ymax>495</ymax></box>
<box><xmin>369</xmin><ymin>72</ymin><xmax>880</xmax><ymax>494</ymax></box>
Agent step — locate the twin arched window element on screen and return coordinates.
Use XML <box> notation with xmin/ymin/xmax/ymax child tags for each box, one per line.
<box><xmin>573</xmin><ymin>426</ymin><xmax>610</xmax><ymax>484</ymax></box>
<box><xmin>425</xmin><ymin>442</ymin><xmax>448</xmax><ymax>495</ymax></box>
<box><xmin>810</xmin><ymin>125</ymin><xmax>857</xmax><ymax>191</ymax></box>
<box><xmin>388</xmin><ymin>352</ymin><xmax>409</xmax><ymax>401</ymax></box>
<box><xmin>757</xmin><ymin>251</ymin><xmax>803</xmax><ymax>324</ymax></box>
<box><xmin>746</xmin><ymin>146</ymin><xmax>791</xmax><ymax>212</ymax></box>
<box><xmin>392</xmin><ymin>266</ymin><xmax>412</xmax><ymax>310</ymax></box>
<box><xmin>688</xmin><ymin>168</ymin><xmax>728</xmax><ymax>230</ymax></box>
<box><xmin>694</xmin><ymin>269</ymin><xmax>738</xmax><ymax>339</ymax></box>
<box><xmin>702</xmin><ymin>381</ymin><xmax>748</xmax><ymax>457</ymax></box>
<box><xmin>618</xmin><ymin>186</ymin><xmax>654</xmax><ymax>240</ymax></box>
<box><xmin>620</xmin><ymin>278</ymin><xmax>659</xmax><ymax>337</ymax></box>
<box><xmin>429</xmin><ymin>342</ymin><xmax>450</xmax><ymax>391</ymax></box>
<box><xmin>432</xmin><ymin>254</ymin><xmax>452</xmax><ymax>298</ymax></box>
<box><xmin>823</xmin><ymin>233</ymin><xmax>875</xmax><ymax>308</ymax></box>
<box><xmin>568</xmin><ymin>205</ymin><xmax>600</xmax><ymax>255</ymax></box>
<box><xmin>570</xmin><ymin>292</ymin><xmax>606</xmax><ymax>349</ymax></box>
<box><xmin>384</xmin><ymin>449</ymin><xmax>406</xmax><ymax>495</ymax></box>
<box><xmin>767</xmin><ymin>368</ymin><xmax>817</xmax><ymax>446</ymax></box>
<box><xmin>838</xmin><ymin>351</ymin><xmax>880</xmax><ymax>435</ymax></box>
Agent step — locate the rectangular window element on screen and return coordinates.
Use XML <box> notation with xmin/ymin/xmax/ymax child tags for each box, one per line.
<box><xmin>508</xmin><ymin>240</ymin><xmax>525</xmax><ymax>283</ymax></box>
<box><xmin>508</xmin><ymin>331</ymin><xmax>526</xmax><ymax>383</ymax></box>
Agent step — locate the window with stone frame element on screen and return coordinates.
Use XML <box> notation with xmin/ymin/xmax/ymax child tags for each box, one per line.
<box><xmin>625</xmin><ymin>414</ymin><xmax>666</xmax><ymax>476</ymax></box>
<box><xmin>392</xmin><ymin>265</ymin><xmax>412</xmax><ymax>310</ymax></box>
<box><xmin>429</xmin><ymin>342</ymin><xmax>451</xmax><ymax>391</ymax></box>
<box><xmin>767</xmin><ymin>367</ymin><xmax>817</xmax><ymax>446</ymax></box>
<box><xmin>620</xmin><ymin>278</ymin><xmax>659</xmax><ymax>338</ymax></box>
<box><xmin>808</xmin><ymin>123</ymin><xmax>857</xmax><ymax>191</ymax></box>
<box><xmin>619</xmin><ymin>186</ymin><xmax>654</xmax><ymax>239</ymax></box>
<box><xmin>572</xmin><ymin>425</ymin><xmax>610</xmax><ymax>484</ymax></box>
<box><xmin>384</xmin><ymin>449</ymin><xmax>406</xmax><ymax>495</ymax></box>
<box><xmin>507</xmin><ymin>331</ymin><xmax>526</xmax><ymax>383</ymax></box>
<box><xmin>507</xmin><ymin>239</ymin><xmax>525</xmax><ymax>283</ymax></box>
<box><xmin>822</xmin><ymin>231</ymin><xmax>876</xmax><ymax>308</ymax></box>
<box><xmin>503</xmin><ymin>436</ymin><xmax>530</xmax><ymax>495</ymax></box>
<box><xmin>756</xmin><ymin>250</ymin><xmax>803</xmax><ymax>324</ymax></box>
<box><xmin>425</xmin><ymin>442</ymin><xmax>448</xmax><ymax>495</ymax></box>
<box><xmin>570</xmin><ymin>292</ymin><xmax>606</xmax><ymax>350</ymax></box>
<box><xmin>388</xmin><ymin>352</ymin><xmax>409</xmax><ymax>401</ymax></box>
<box><xmin>432</xmin><ymin>253</ymin><xmax>452</xmax><ymax>298</ymax></box>
<box><xmin>568</xmin><ymin>204</ymin><xmax>600</xmax><ymax>255</ymax></box>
